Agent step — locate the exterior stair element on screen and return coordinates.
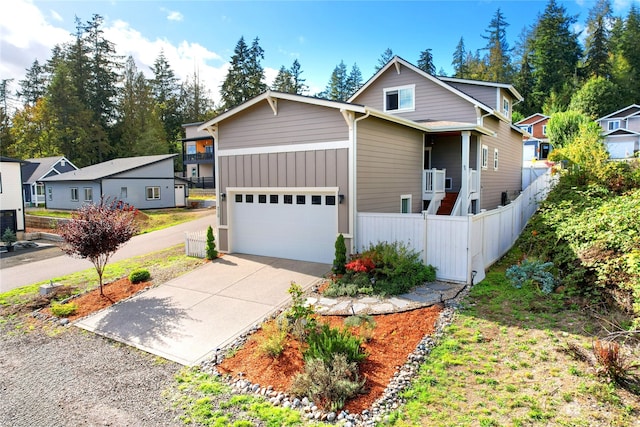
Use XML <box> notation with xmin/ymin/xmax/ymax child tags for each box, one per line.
<box><xmin>436</xmin><ymin>192</ymin><xmax>458</xmax><ymax>215</ymax></box>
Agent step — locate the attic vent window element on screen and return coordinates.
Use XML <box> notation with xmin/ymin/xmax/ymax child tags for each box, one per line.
<box><xmin>384</xmin><ymin>85</ymin><xmax>414</xmax><ymax>112</ymax></box>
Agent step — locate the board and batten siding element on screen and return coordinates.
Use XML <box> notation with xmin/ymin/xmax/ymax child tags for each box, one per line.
<box><xmin>479</xmin><ymin>116</ymin><xmax>523</xmax><ymax>210</ymax></box>
<box><xmin>351</xmin><ymin>64</ymin><xmax>478</xmax><ymax>123</ymax></box>
<box><xmin>217</xmin><ymin>99</ymin><xmax>348</xmax><ymax>150</ymax></box>
<box><xmin>356</xmin><ymin>117</ymin><xmax>423</xmax><ymax>213</ymax></box>
<box><xmin>217</xmin><ymin>148</ymin><xmax>349</xmax><ymax>251</ymax></box>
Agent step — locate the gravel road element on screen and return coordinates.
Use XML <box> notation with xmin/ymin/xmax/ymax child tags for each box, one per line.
<box><xmin>0</xmin><ymin>323</ymin><xmax>184</xmax><ymax>427</ymax></box>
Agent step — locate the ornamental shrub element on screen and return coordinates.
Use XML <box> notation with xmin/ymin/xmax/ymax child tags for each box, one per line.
<box><xmin>304</xmin><ymin>323</ymin><xmax>366</xmax><ymax>366</ymax></box>
<box><xmin>256</xmin><ymin>320</ymin><xmax>288</xmax><ymax>358</ymax></box>
<box><xmin>129</xmin><ymin>269</ymin><xmax>151</xmax><ymax>284</ymax></box>
<box><xmin>205</xmin><ymin>225</ymin><xmax>217</xmax><ymax>260</ymax></box>
<box><xmin>51</xmin><ymin>301</ymin><xmax>78</xmax><ymax>317</ymax></box>
<box><xmin>332</xmin><ymin>234</ymin><xmax>347</xmax><ymax>274</ymax></box>
<box><xmin>506</xmin><ymin>258</ymin><xmax>556</xmax><ymax>294</ymax></box>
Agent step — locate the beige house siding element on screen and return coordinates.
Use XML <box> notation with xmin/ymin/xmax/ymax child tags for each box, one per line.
<box><xmin>479</xmin><ymin>117</ymin><xmax>523</xmax><ymax>210</ymax></box>
<box><xmin>446</xmin><ymin>82</ymin><xmax>498</xmax><ymax>110</ymax></box>
<box><xmin>627</xmin><ymin>116</ymin><xmax>640</xmax><ymax>132</ymax></box>
<box><xmin>356</xmin><ymin>117</ymin><xmax>423</xmax><ymax>213</ymax></box>
<box><xmin>217</xmin><ymin>148</ymin><xmax>349</xmax><ymax>251</ymax></box>
<box><xmin>218</xmin><ymin>99</ymin><xmax>348</xmax><ymax>150</ymax></box>
<box><xmin>351</xmin><ymin>64</ymin><xmax>478</xmax><ymax>123</ymax></box>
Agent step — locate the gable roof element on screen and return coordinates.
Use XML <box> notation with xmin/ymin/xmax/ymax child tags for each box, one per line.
<box><xmin>22</xmin><ymin>156</ymin><xmax>77</xmax><ymax>184</ymax></box>
<box><xmin>516</xmin><ymin>114</ymin><xmax>549</xmax><ymax>126</ymax></box>
<box><xmin>597</xmin><ymin>104</ymin><xmax>640</xmax><ymax>121</ymax></box>
<box><xmin>438</xmin><ymin>76</ymin><xmax>524</xmax><ymax>102</ymax></box>
<box><xmin>198</xmin><ymin>90</ymin><xmax>496</xmax><ymax>137</ymax></box>
<box><xmin>603</xmin><ymin>128</ymin><xmax>640</xmax><ymax>137</ymax></box>
<box><xmin>42</xmin><ymin>154</ymin><xmax>177</xmax><ymax>182</ymax></box>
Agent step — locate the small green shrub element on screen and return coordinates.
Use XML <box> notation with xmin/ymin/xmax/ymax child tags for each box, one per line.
<box><xmin>304</xmin><ymin>323</ymin><xmax>366</xmax><ymax>365</ymax></box>
<box><xmin>333</xmin><ymin>233</ymin><xmax>347</xmax><ymax>274</ymax></box>
<box><xmin>51</xmin><ymin>301</ymin><xmax>78</xmax><ymax>317</ymax></box>
<box><xmin>256</xmin><ymin>320</ymin><xmax>288</xmax><ymax>358</ymax></box>
<box><xmin>205</xmin><ymin>225</ymin><xmax>217</xmax><ymax>260</ymax></box>
<box><xmin>129</xmin><ymin>269</ymin><xmax>151</xmax><ymax>283</ymax></box>
<box><xmin>506</xmin><ymin>258</ymin><xmax>556</xmax><ymax>294</ymax></box>
<box><xmin>1</xmin><ymin>228</ymin><xmax>16</xmax><ymax>246</ymax></box>
<box><xmin>290</xmin><ymin>354</ymin><xmax>365</xmax><ymax>411</ymax></box>
<box><xmin>286</xmin><ymin>282</ymin><xmax>316</xmax><ymax>339</ymax></box>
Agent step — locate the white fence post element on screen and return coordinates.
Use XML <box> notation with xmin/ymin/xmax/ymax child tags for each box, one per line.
<box><xmin>185</xmin><ymin>230</ymin><xmax>207</xmax><ymax>258</ymax></box>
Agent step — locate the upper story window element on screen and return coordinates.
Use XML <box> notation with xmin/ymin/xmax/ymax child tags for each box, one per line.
<box><xmin>518</xmin><ymin>124</ymin><xmax>532</xmax><ymax>134</ymax></box>
<box><xmin>384</xmin><ymin>85</ymin><xmax>415</xmax><ymax>112</ymax></box>
<box><xmin>481</xmin><ymin>145</ymin><xmax>489</xmax><ymax>169</ymax></box>
<box><xmin>608</xmin><ymin>120</ymin><xmax>620</xmax><ymax>131</ymax></box>
<box><xmin>542</xmin><ymin>125</ymin><xmax>548</xmax><ymax>136</ymax></box>
<box><xmin>502</xmin><ymin>97</ymin><xmax>510</xmax><ymax>117</ymax></box>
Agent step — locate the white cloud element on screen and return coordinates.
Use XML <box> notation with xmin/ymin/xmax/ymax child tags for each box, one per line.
<box><xmin>50</xmin><ymin>10</ymin><xmax>63</xmax><ymax>22</ymax></box>
<box><xmin>161</xmin><ymin>7</ymin><xmax>184</xmax><ymax>22</ymax></box>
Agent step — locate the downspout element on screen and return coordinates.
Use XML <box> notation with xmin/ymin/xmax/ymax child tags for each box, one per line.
<box><xmin>344</xmin><ymin>110</ymin><xmax>370</xmax><ymax>255</ymax></box>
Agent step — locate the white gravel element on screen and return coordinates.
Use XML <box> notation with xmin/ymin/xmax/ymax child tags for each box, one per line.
<box><xmin>0</xmin><ymin>324</ymin><xmax>183</xmax><ymax>427</ymax></box>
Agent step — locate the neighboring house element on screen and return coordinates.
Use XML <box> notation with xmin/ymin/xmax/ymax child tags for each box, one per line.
<box><xmin>21</xmin><ymin>156</ymin><xmax>78</xmax><ymax>207</ymax></box>
<box><xmin>515</xmin><ymin>114</ymin><xmax>552</xmax><ymax>163</ymax></box>
<box><xmin>596</xmin><ymin>104</ymin><xmax>640</xmax><ymax>159</ymax></box>
<box><xmin>0</xmin><ymin>156</ymin><xmax>26</xmax><ymax>235</ymax></box>
<box><xmin>181</xmin><ymin>122</ymin><xmax>215</xmax><ymax>188</ymax></box>
<box><xmin>41</xmin><ymin>154</ymin><xmax>184</xmax><ymax>210</ymax></box>
<box><xmin>197</xmin><ymin>56</ymin><xmax>525</xmax><ymax>266</ymax></box>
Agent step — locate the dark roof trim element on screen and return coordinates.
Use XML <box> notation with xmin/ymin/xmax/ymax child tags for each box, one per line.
<box><xmin>181</xmin><ymin>136</ymin><xmax>214</xmax><ymax>142</ymax></box>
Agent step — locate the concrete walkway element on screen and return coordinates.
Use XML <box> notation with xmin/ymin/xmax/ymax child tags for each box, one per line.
<box><xmin>75</xmin><ymin>254</ymin><xmax>329</xmax><ymax>366</ymax></box>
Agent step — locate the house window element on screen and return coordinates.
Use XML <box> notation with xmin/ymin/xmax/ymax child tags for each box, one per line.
<box><xmin>326</xmin><ymin>195</ymin><xmax>336</xmax><ymax>206</ymax></box>
<box><xmin>48</xmin><ymin>187</ymin><xmax>52</xmax><ymax>201</ymax></box>
<box><xmin>311</xmin><ymin>195</ymin><xmax>322</xmax><ymax>205</ymax></box>
<box><xmin>494</xmin><ymin>148</ymin><xmax>499</xmax><ymax>170</ymax></box>
<box><xmin>187</xmin><ymin>145</ymin><xmax>196</xmax><ymax>155</ymax></box>
<box><xmin>542</xmin><ymin>125</ymin><xmax>548</xmax><ymax>135</ymax></box>
<box><xmin>445</xmin><ymin>177</ymin><xmax>453</xmax><ymax>190</ymax></box>
<box><xmin>120</xmin><ymin>187</ymin><xmax>128</xmax><ymax>199</ymax></box>
<box><xmin>258</xmin><ymin>194</ymin><xmax>267</xmax><ymax>203</ymax></box>
<box><xmin>36</xmin><ymin>183</ymin><xmax>45</xmax><ymax>196</ymax></box>
<box><xmin>608</xmin><ymin>120</ymin><xmax>620</xmax><ymax>131</ymax></box>
<box><xmin>246</xmin><ymin>194</ymin><xmax>254</xmax><ymax>203</ymax></box>
<box><xmin>502</xmin><ymin>97</ymin><xmax>510</xmax><ymax>117</ymax></box>
<box><xmin>191</xmin><ymin>167</ymin><xmax>197</xmax><ymax>177</ymax></box>
<box><xmin>384</xmin><ymin>85</ymin><xmax>415</xmax><ymax>112</ymax></box>
<box><xmin>71</xmin><ymin>188</ymin><xmax>79</xmax><ymax>202</ymax></box>
<box><xmin>205</xmin><ymin>145</ymin><xmax>213</xmax><ymax>153</ymax></box>
<box><xmin>145</xmin><ymin>186</ymin><xmax>160</xmax><ymax>200</ymax></box>
<box><xmin>296</xmin><ymin>195</ymin><xmax>306</xmax><ymax>205</ymax></box>
<box><xmin>481</xmin><ymin>145</ymin><xmax>489</xmax><ymax>169</ymax></box>
<box><xmin>401</xmin><ymin>195</ymin><xmax>412</xmax><ymax>214</ymax></box>
<box><xmin>270</xmin><ymin>194</ymin><xmax>278</xmax><ymax>204</ymax></box>
<box><xmin>84</xmin><ymin>187</ymin><xmax>93</xmax><ymax>202</ymax></box>
<box><xmin>284</xmin><ymin>195</ymin><xmax>293</xmax><ymax>204</ymax></box>
<box><xmin>235</xmin><ymin>194</ymin><xmax>243</xmax><ymax>203</ymax></box>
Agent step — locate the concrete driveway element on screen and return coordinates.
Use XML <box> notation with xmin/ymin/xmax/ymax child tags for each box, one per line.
<box><xmin>74</xmin><ymin>254</ymin><xmax>329</xmax><ymax>366</ymax></box>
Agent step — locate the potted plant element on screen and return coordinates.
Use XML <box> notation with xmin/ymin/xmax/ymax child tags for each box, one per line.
<box><xmin>2</xmin><ymin>228</ymin><xmax>17</xmax><ymax>252</ymax></box>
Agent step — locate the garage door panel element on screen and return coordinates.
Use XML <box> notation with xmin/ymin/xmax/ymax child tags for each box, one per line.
<box><xmin>231</xmin><ymin>192</ymin><xmax>337</xmax><ymax>264</ymax></box>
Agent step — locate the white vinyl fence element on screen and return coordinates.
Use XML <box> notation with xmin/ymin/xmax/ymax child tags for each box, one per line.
<box><xmin>185</xmin><ymin>230</ymin><xmax>207</xmax><ymax>258</ymax></box>
<box><xmin>357</xmin><ymin>170</ymin><xmax>557</xmax><ymax>284</ymax></box>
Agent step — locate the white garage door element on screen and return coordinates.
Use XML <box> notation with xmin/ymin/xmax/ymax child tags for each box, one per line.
<box><xmin>230</xmin><ymin>191</ymin><xmax>338</xmax><ymax>264</ymax></box>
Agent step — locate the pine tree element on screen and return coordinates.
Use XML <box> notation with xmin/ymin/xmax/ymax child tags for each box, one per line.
<box><xmin>417</xmin><ymin>49</ymin><xmax>436</xmax><ymax>75</ymax></box>
<box><xmin>18</xmin><ymin>60</ymin><xmax>48</xmax><ymax>106</ymax></box>
<box><xmin>375</xmin><ymin>48</ymin><xmax>394</xmax><ymax>72</ymax></box>
<box><xmin>620</xmin><ymin>4</ymin><xmax>640</xmax><ymax>103</ymax></box>
<box><xmin>220</xmin><ymin>36</ymin><xmax>268</xmax><ymax>110</ymax></box>
<box><xmin>322</xmin><ymin>61</ymin><xmax>349</xmax><ymax>101</ymax></box>
<box><xmin>150</xmin><ymin>50</ymin><xmax>182</xmax><ymax>142</ymax></box>
<box><xmin>289</xmin><ymin>59</ymin><xmax>307</xmax><ymax>94</ymax></box>
<box><xmin>529</xmin><ymin>0</ymin><xmax>582</xmax><ymax>113</ymax></box>
<box><xmin>584</xmin><ymin>0</ymin><xmax>613</xmax><ymax>78</ymax></box>
<box><xmin>346</xmin><ymin>63</ymin><xmax>363</xmax><ymax>96</ymax></box>
<box><xmin>452</xmin><ymin>37</ymin><xmax>468</xmax><ymax>78</ymax></box>
<box><xmin>180</xmin><ymin>70</ymin><xmax>214</xmax><ymax>122</ymax></box>
<box><xmin>272</xmin><ymin>66</ymin><xmax>295</xmax><ymax>93</ymax></box>
<box><xmin>481</xmin><ymin>8</ymin><xmax>513</xmax><ymax>82</ymax></box>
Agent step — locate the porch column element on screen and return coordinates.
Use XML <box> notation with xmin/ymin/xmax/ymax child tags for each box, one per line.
<box><xmin>459</xmin><ymin>131</ymin><xmax>471</xmax><ymax>215</ymax></box>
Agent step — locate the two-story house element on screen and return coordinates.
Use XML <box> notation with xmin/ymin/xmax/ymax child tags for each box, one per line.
<box><xmin>515</xmin><ymin>114</ymin><xmax>552</xmax><ymax>163</ymax></box>
<box><xmin>181</xmin><ymin>122</ymin><xmax>215</xmax><ymax>188</ymax></box>
<box><xmin>596</xmin><ymin>104</ymin><xmax>640</xmax><ymax>159</ymax></box>
<box><xmin>197</xmin><ymin>56</ymin><xmax>525</xmax><ymax>265</ymax></box>
<box><xmin>0</xmin><ymin>156</ymin><xmax>26</xmax><ymax>236</ymax></box>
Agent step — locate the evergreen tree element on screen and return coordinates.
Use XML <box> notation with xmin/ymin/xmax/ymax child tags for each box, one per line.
<box><xmin>18</xmin><ymin>60</ymin><xmax>48</xmax><ymax>106</ymax></box>
<box><xmin>180</xmin><ymin>70</ymin><xmax>214</xmax><ymax>122</ymax></box>
<box><xmin>375</xmin><ymin>48</ymin><xmax>394</xmax><ymax>71</ymax></box>
<box><xmin>512</xmin><ymin>27</ymin><xmax>536</xmax><ymax>116</ymax></box>
<box><xmin>0</xmin><ymin>79</ymin><xmax>15</xmax><ymax>157</ymax></box>
<box><xmin>481</xmin><ymin>8</ymin><xmax>512</xmax><ymax>82</ymax></box>
<box><xmin>9</xmin><ymin>99</ymin><xmax>58</xmax><ymax>159</ymax></box>
<box><xmin>321</xmin><ymin>61</ymin><xmax>350</xmax><ymax>101</ymax></box>
<box><xmin>346</xmin><ymin>63</ymin><xmax>363</xmax><ymax>95</ymax></box>
<box><xmin>150</xmin><ymin>50</ymin><xmax>182</xmax><ymax>142</ymax></box>
<box><xmin>289</xmin><ymin>59</ymin><xmax>308</xmax><ymax>94</ymax></box>
<box><xmin>620</xmin><ymin>4</ymin><xmax>640</xmax><ymax>103</ymax></box>
<box><xmin>569</xmin><ymin>76</ymin><xmax>621</xmax><ymax>119</ymax></box>
<box><xmin>272</xmin><ymin>66</ymin><xmax>294</xmax><ymax>93</ymax></box>
<box><xmin>584</xmin><ymin>0</ymin><xmax>613</xmax><ymax>78</ymax></box>
<box><xmin>220</xmin><ymin>36</ymin><xmax>268</xmax><ymax>110</ymax></box>
<box><xmin>529</xmin><ymin>0</ymin><xmax>582</xmax><ymax>113</ymax></box>
<box><xmin>452</xmin><ymin>37</ymin><xmax>468</xmax><ymax>78</ymax></box>
<box><xmin>417</xmin><ymin>48</ymin><xmax>436</xmax><ymax>75</ymax></box>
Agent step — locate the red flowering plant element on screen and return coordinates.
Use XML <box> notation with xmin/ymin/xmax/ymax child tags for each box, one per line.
<box><xmin>345</xmin><ymin>256</ymin><xmax>376</xmax><ymax>273</ymax></box>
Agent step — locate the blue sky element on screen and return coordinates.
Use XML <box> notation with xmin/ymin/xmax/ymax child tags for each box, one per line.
<box><xmin>1</xmin><ymin>0</ymin><xmax>636</xmax><ymax>107</ymax></box>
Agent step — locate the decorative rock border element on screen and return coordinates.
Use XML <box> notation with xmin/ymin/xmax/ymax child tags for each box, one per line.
<box><xmin>200</xmin><ymin>281</ymin><xmax>470</xmax><ymax>425</ymax></box>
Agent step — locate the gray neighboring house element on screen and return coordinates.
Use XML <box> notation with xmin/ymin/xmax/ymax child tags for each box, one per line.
<box><xmin>41</xmin><ymin>154</ymin><xmax>182</xmax><ymax>210</ymax></box>
<box><xmin>21</xmin><ymin>156</ymin><xmax>78</xmax><ymax>207</ymax></box>
<box><xmin>596</xmin><ymin>104</ymin><xmax>640</xmax><ymax>159</ymax></box>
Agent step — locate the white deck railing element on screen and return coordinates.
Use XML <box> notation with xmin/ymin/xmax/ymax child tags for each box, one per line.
<box><xmin>423</xmin><ymin>168</ymin><xmax>446</xmax><ymax>200</ymax></box>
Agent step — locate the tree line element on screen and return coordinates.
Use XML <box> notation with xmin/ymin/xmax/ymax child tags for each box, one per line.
<box><xmin>1</xmin><ymin>0</ymin><xmax>638</xmax><ymax>168</ymax></box>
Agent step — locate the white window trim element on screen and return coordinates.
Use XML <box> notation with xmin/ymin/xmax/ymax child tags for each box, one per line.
<box><xmin>542</xmin><ymin>125</ymin><xmax>548</xmax><ymax>135</ymax></box>
<box><xmin>83</xmin><ymin>187</ymin><xmax>93</xmax><ymax>202</ymax></box>
<box><xmin>70</xmin><ymin>187</ymin><xmax>79</xmax><ymax>202</ymax></box>
<box><xmin>502</xmin><ymin>97</ymin><xmax>510</xmax><ymax>118</ymax></box>
<box><xmin>494</xmin><ymin>148</ymin><xmax>499</xmax><ymax>170</ymax></box>
<box><xmin>383</xmin><ymin>84</ymin><xmax>415</xmax><ymax>113</ymax></box>
<box><xmin>146</xmin><ymin>186</ymin><xmax>161</xmax><ymax>200</ymax></box>
<box><xmin>481</xmin><ymin>144</ymin><xmax>489</xmax><ymax>169</ymax></box>
<box><xmin>400</xmin><ymin>194</ymin><xmax>412</xmax><ymax>214</ymax></box>
<box><xmin>608</xmin><ymin>120</ymin><xmax>620</xmax><ymax>131</ymax></box>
